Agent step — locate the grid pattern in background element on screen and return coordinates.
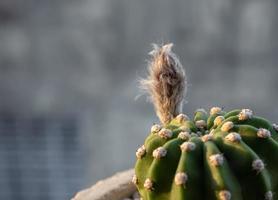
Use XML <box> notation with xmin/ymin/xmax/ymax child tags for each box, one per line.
<box><xmin>0</xmin><ymin>114</ymin><xmax>85</xmax><ymax>200</ymax></box>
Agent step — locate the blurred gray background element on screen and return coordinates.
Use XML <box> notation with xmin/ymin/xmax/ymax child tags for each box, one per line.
<box><xmin>0</xmin><ymin>0</ymin><xmax>278</xmax><ymax>199</ymax></box>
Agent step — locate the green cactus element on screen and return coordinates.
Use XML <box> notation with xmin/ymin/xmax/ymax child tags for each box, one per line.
<box><xmin>133</xmin><ymin>44</ymin><xmax>278</xmax><ymax>200</ymax></box>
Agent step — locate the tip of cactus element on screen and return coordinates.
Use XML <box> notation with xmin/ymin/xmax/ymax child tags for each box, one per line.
<box><xmin>225</xmin><ymin>132</ymin><xmax>241</xmax><ymax>143</ymax></box>
<box><xmin>176</xmin><ymin>113</ymin><xmax>189</xmax><ymax>123</ymax></box>
<box><xmin>178</xmin><ymin>131</ymin><xmax>191</xmax><ymax>140</ymax></box>
<box><xmin>257</xmin><ymin>128</ymin><xmax>271</xmax><ymax>138</ymax></box>
<box><xmin>210</xmin><ymin>106</ymin><xmax>222</xmax><ymax>115</ymax></box>
<box><xmin>144</xmin><ymin>178</ymin><xmax>154</xmax><ymax>191</ymax></box>
<box><xmin>238</xmin><ymin>108</ymin><xmax>253</xmax><ymax>121</ymax></box>
<box><xmin>149</xmin><ymin>43</ymin><xmax>173</xmax><ymax>56</ymax></box>
<box><xmin>221</xmin><ymin>121</ymin><xmax>234</xmax><ymax>132</ymax></box>
<box><xmin>152</xmin><ymin>147</ymin><xmax>167</xmax><ymax>159</ymax></box>
<box><xmin>136</xmin><ymin>145</ymin><xmax>146</xmax><ymax>159</ymax></box>
<box><xmin>180</xmin><ymin>142</ymin><xmax>196</xmax><ymax>152</ymax></box>
<box><xmin>151</xmin><ymin>124</ymin><xmax>162</xmax><ymax>133</ymax></box>
<box><xmin>214</xmin><ymin>116</ymin><xmax>225</xmax><ymax>126</ymax></box>
<box><xmin>252</xmin><ymin>159</ymin><xmax>265</xmax><ymax>173</ymax></box>
<box><xmin>195</xmin><ymin>120</ymin><xmax>207</xmax><ymax>129</ymax></box>
<box><xmin>219</xmin><ymin>190</ymin><xmax>231</xmax><ymax>200</ymax></box>
<box><xmin>158</xmin><ymin>128</ymin><xmax>173</xmax><ymax>139</ymax></box>
<box><xmin>209</xmin><ymin>154</ymin><xmax>224</xmax><ymax>167</ymax></box>
<box><xmin>174</xmin><ymin>172</ymin><xmax>188</xmax><ymax>186</ymax></box>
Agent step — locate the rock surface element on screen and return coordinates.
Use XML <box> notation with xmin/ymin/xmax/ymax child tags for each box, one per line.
<box><xmin>72</xmin><ymin>169</ymin><xmax>136</xmax><ymax>200</ymax></box>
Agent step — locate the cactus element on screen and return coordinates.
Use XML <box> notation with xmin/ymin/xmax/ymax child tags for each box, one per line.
<box><xmin>133</xmin><ymin>44</ymin><xmax>278</xmax><ymax>200</ymax></box>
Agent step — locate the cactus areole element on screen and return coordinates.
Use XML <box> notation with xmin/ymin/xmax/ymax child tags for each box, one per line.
<box><xmin>134</xmin><ymin>44</ymin><xmax>278</xmax><ymax>200</ymax></box>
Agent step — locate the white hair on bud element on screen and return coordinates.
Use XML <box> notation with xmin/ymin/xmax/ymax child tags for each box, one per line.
<box><xmin>238</xmin><ymin>109</ymin><xmax>253</xmax><ymax>121</ymax></box>
<box><xmin>144</xmin><ymin>178</ymin><xmax>154</xmax><ymax>191</ymax></box>
<box><xmin>136</xmin><ymin>145</ymin><xmax>146</xmax><ymax>159</ymax></box>
<box><xmin>257</xmin><ymin>128</ymin><xmax>271</xmax><ymax>138</ymax></box>
<box><xmin>265</xmin><ymin>191</ymin><xmax>273</xmax><ymax>200</ymax></box>
<box><xmin>252</xmin><ymin>159</ymin><xmax>265</xmax><ymax>172</ymax></box>
<box><xmin>219</xmin><ymin>190</ymin><xmax>231</xmax><ymax>200</ymax></box>
<box><xmin>209</xmin><ymin>154</ymin><xmax>224</xmax><ymax>167</ymax></box>
<box><xmin>158</xmin><ymin>128</ymin><xmax>173</xmax><ymax>139</ymax></box>
<box><xmin>140</xmin><ymin>43</ymin><xmax>187</xmax><ymax>125</ymax></box>
<box><xmin>176</xmin><ymin>113</ymin><xmax>189</xmax><ymax>123</ymax></box>
<box><xmin>180</xmin><ymin>142</ymin><xmax>196</xmax><ymax>152</ymax></box>
<box><xmin>210</xmin><ymin>107</ymin><xmax>222</xmax><ymax>115</ymax></box>
<box><xmin>152</xmin><ymin>147</ymin><xmax>167</xmax><ymax>159</ymax></box>
<box><xmin>195</xmin><ymin>120</ymin><xmax>207</xmax><ymax>129</ymax></box>
<box><xmin>221</xmin><ymin>121</ymin><xmax>234</xmax><ymax>132</ymax></box>
<box><xmin>151</xmin><ymin>124</ymin><xmax>162</xmax><ymax>133</ymax></box>
<box><xmin>214</xmin><ymin>116</ymin><xmax>225</xmax><ymax>126</ymax></box>
<box><xmin>178</xmin><ymin>131</ymin><xmax>190</xmax><ymax>140</ymax></box>
<box><xmin>225</xmin><ymin>132</ymin><xmax>241</xmax><ymax>143</ymax></box>
<box><xmin>174</xmin><ymin>172</ymin><xmax>188</xmax><ymax>186</ymax></box>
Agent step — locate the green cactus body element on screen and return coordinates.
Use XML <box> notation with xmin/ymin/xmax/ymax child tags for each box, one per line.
<box><xmin>134</xmin><ymin>108</ymin><xmax>278</xmax><ymax>200</ymax></box>
<box><xmin>134</xmin><ymin>43</ymin><xmax>278</xmax><ymax>200</ymax></box>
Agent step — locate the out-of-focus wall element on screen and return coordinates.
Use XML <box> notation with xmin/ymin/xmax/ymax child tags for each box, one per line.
<box><xmin>0</xmin><ymin>0</ymin><xmax>278</xmax><ymax>199</ymax></box>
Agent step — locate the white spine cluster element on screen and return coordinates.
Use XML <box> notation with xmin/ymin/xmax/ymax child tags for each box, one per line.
<box><xmin>178</xmin><ymin>131</ymin><xmax>190</xmax><ymax>140</ymax></box>
<box><xmin>209</xmin><ymin>154</ymin><xmax>224</xmax><ymax>167</ymax></box>
<box><xmin>214</xmin><ymin>116</ymin><xmax>225</xmax><ymax>126</ymax></box>
<box><xmin>180</xmin><ymin>142</ymin><xmax>196</xmax><ymax>152</ymax></box>
<box><xmin>219</xmin><ymin>190</ymin><xmax>231</xmax><ymax>200</ymax></box>
<box><xmin>195</xmin><ymin>120</ymin><xmax>207</xmax><ymax>129</ymax></box>
<box><xmin>202</xmin><ymin>134</ymin><xmax>213</xmax><ymax>142</ymax></box>
<box><xmin>136</xmin><ymin>145</ymin><xmax>146</xmax><ymax>159</ymax></box>
<box><xmin>238</xmin><ymin>109</ymin><xmax>253</xmax><ymax>121</ymax></box>
<box><xmin>152</xmin><ymin>147</ymin><xmax>167</xmax><ymax>159</ymax></box>
<box><xmin>176</xmin><ymin>113</ymin><xmax>189</xmax><ymax>123</ymax></box>
<box><xmin>144</xmin><ymin>178</ymin><xmax>154</xmax><ymax>191</ymax></box>
<box><xmin>151</xmin><ymin>124</ymin><xmax>162</xmax><ymax>133</ymax></box>
<box><xmin>221</xmin><ymin>121</ymin><xmax>234</xmax><ymax>132</ymax></box>
<box><xmin>210</xmin><ymin>107</ymin><xmax>222</xmax><ymax>115</ymax></box>
<box><xmin>265</xmin><ymin>191</ymin><xmax>273</xmax><ymax>200</ymax></box>
<box><xmin>180</xmin><ymin>126</ymin><xmax>191</xmax><ymax>132</ymax></box>
<box><xmin>174</xmin><ymin>172</ymin><xmax>188</xmax><ymax>186</ymax></box>
<box><xmin>273</xmin><ymin>123</ymin><xmax>278</xmax><ymax>132</ymax></box>
<box><xmin>257</xmin><ymin>128</ymin><xmax>271</xmax><ymax>138</ymax></box>
<box><xmin>252</xmin><ymin>159</ymin><xmax>265</xmax><ymax>173</ymax></box>
<box><xmin>225</xmin><ymin>132</ymin><xmax>241</xmax><ymax>143</ymax></box>
<box><xmin>158</xmin><ymin>128</ymin><xmax>173</xmax><ymax>139</ymax></box>
<box><xmin>132</xmin><ymin>174</ymin><xmax>138</xmax><ymax>185</ymax></box>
